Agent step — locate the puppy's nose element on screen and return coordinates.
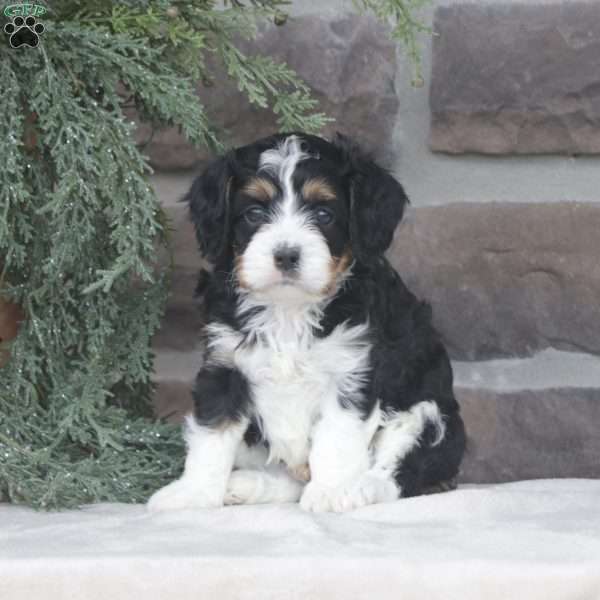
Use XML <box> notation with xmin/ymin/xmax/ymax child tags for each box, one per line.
<box><xmin>273</xmin><ymin>245</ymin><xmax>301</xmax><ymax>272</ymax></box>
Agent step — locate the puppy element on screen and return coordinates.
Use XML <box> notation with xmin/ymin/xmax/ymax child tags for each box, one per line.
<box><xmin>148</xmin><ymin>133</ymin><xmax>465</xmax><ymax>513</ymax></box>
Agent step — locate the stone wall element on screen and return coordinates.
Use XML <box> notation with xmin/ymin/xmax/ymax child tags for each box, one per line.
<box><xmin>150</xmin><ymin>0</ymin><xmax>600</xmax><ymax>484</ymax></box>
<box><xmin>430</xmin><ymin>2</ymin><xmax>600</xmax><ymax>155</ymax></box>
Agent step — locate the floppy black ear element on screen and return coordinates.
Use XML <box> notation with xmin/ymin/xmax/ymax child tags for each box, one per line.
<box><xmin>186</xmin><ymin>155</ymin><xmax>234</xmax><ymax>263</ymax></box>
<box><xmin>337</xmin><ymin>136</ymin><xmax>409</xmax><ymax>263</ymax></box>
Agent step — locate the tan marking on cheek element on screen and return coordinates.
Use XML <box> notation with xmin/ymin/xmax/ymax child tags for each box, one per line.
<box><xmin>323</xmin><ymin>247</ymin><xmax>353</xmax><ymax>295</ymax></box>
<box><xmin>234</xmin><ymin>253</ymin><xmax>251</xmax><ymax>290</ymax></box>
<box><xmin>301</xmin><ymin>178</ymin><xmax>337</xmax><ymax>202</ymax></box>
<box><xmin>241</xmin><ymin>178</ymin><xmax>277</xmax><ymax>203</ymax></box>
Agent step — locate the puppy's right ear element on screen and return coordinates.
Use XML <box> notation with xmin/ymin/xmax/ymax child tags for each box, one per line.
<box><xmin>186</xmin><ymin>155</ymin><xmax>234</xmax><ymax>263</ymax></box>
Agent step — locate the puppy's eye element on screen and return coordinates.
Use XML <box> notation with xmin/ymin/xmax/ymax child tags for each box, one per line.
<box><xmin>244</xmin><ymin>206</ymin><xmax>268</xmax><ymax>225</ymax></box>
<box><xmin>315</xmin><ymin>207</ymin><xmax>334</xmax><ymax>225</ymax></box>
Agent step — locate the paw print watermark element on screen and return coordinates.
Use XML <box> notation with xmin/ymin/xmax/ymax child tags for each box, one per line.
<box><xmin>3</xmin><ymin>3</ymin><xmax>46</xmax><ymax>48</ymax></box>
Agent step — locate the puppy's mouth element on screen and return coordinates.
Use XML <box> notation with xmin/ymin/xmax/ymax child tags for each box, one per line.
<box><xmin>276</xmin><ymin>274</ymin><xmax>299</xmax><ymax>286</ymax></box>
<box><xmin>258</xmin><ymin>276</ymin><xmax>306</xmax><ymax>293</ymax></box>
<box><xmin>242</xmin><ymin>275</ymin><xmax>327</xmax><ymax>304</ymax></box>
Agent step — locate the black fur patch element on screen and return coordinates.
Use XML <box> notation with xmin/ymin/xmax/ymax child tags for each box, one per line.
<box><xmin>192</xmin><ymin>366</ymin><xmax>252</xmax><ymax>427</ymax></box>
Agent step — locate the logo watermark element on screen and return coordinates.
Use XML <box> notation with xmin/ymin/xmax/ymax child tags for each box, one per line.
<box><xmin>3</xmin><ymin>3</ymin><xmax>45</xmax><ymax>48</ymax></box>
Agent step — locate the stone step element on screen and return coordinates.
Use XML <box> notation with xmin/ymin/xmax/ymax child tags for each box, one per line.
<box><xmin>153</xmin><ymin>348</ymin><xmax>202</xmax><ymax>422</ymax></box>
<box><xmin>150</xmin><ymin>177</ymin><xmax>206</xmax><ymax>359</ymax></box>
<box><xmin>453</xmin><ymin>349</ymin><xmax>600</xmax><ymax>392</ymax></box>
<box><xmin>152</xmin><ymin>306</ymin><xmax>204</xmax><ymax>352</ymax></box>
<box><xmin>457</xmin><ymin>386</ymin><xmax>600</xmax><ymax>484</ymax></box>
<box><xmin>152</xmin><ymin>347</ymin><xmax>600</xmax><ymax>483</ymax></box>
<box><xmin>151</xmin><ymin>173</ymin><xmax>206</xmax><ymax>313</ymax></box>
<box><xmin>151</xmin><ymin>172</ymin><xmax>196</xmax><ymax>207</ymax></box>
<box><xmin>455</xmin><ymin>348</ymin><xmax>600</xmax><ymax>483</ymax></box>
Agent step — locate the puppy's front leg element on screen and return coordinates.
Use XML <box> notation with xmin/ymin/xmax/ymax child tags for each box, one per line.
<box><xmin>301</xmin><ymin>400</ymin><xmax>397</xmax><ymax>513</ymax></box>
<box><xmin>148</xmin><ymin>365</ymin><xmax>251</xmax><ymax>512</ymax></box>
<box><xmin>148</xmin><ymin>415</ymin><xmax>248</xmax><ymax>512</ymax></box>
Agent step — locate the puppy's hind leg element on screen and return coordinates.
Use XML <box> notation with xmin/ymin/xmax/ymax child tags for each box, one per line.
<box><xmin>370</xmin><ymin>400</ymin><xmax>463</xmax><ymax>498</ymax></box>
<box><xmin>225</xmin><ymin>466</ymin><xmax>305</xmax><ymax>505</ymax></box>
<box><xmin>226</xmin><ymin>436</ymin><xmax>305</xmax><ymax>505</ymax></box>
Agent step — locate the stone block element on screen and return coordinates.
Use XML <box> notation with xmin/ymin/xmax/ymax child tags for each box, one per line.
<box><xmin>389</xmin><ymin>202</ymin><xmax>600</xmax><ymax>359</ymax></box>
<box><xmin>430</xmin><ymin>2</ymin><xmax>600</xmax><ymax>154</ymax></box>
<box><xmin>457</xmin><ymin>387</ymin><xmax>600</xmax><ymax>483</ymax></box>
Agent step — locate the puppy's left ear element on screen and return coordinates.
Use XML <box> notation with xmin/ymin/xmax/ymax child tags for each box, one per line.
<box><xmin>339</xmin><ymin>137</ymin><xmax>409</xmax><ymax>263</ymax></box>
<box><xmin>186</xmin><ymin>154</ymin><xmax>235</xmax><ymax>263</ymax></box>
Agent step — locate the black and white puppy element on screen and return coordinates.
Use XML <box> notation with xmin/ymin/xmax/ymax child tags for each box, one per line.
<box><xmin>148</xmin><ymin>133</ymin><xmax>466</xmax><ymax>513</ymax></box>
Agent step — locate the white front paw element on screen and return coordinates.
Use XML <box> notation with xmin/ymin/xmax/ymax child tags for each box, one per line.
<box><xmin>147</xmin><ymin>478</ymin><xmax>223</xmax><ymax>512</ymax></box>
<box><xmin>300</xmin><ymin>475</ymin><xmax>398</xmax><ymax>513</ymax></box>
<box><xmin>300</xmin><ymin>481</ymin><xmax>358</xmax><ymax>513</ymax></box>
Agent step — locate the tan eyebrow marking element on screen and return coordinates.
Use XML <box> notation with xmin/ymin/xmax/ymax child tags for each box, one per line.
<box><xmin>301</xmin><ymin>178</ymin><xmax>337</xmax><ymax>202</ymax></box>
<box><xmin>241</xmin><ymin>178</ymin><xmax>277</xmax><ymax>202</ymax></box>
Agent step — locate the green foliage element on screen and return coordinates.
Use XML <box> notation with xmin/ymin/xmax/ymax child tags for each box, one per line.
<box><xmin>0</xmin><ymin>27</ymin><xmax>186</xmax><ymax>509</ymax></box>
<box><xmin>354</xmin><ymin>0</ymin><xmax>430</xmax><ymax>83</ymax></box>
<box><xmin>70</xmin><ymin>0</ymin><xmax>331</xmax><ymax>133</ymax></box>
<box><xmin>0</xmin><ymin>0</ymin><xmax>428</xmax><ymax>509</ymax></box>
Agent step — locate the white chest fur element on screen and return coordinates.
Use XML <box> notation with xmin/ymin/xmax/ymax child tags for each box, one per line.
<box><xmin>205</xmin><ymin>303</ymin><xmax>372</xmax><ymax>468</ymax></box>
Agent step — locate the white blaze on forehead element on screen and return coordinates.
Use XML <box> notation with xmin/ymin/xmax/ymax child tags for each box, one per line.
<box><xmin>259</xmin><ymin>136</ymin><xmax>308</xmax><ymax>213</ymax></box>
<box><xmin>240</xmin><ymin>135</ymin><xmax>333</xmax><ymax>300</ymax></box>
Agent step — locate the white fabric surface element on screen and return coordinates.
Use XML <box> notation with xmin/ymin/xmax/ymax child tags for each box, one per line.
<box><xmin>1</xmin><ymin>479</ymin><xmax>600</xmax><ymax>600</ymax></box>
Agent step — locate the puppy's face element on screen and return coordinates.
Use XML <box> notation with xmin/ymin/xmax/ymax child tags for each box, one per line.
<box><xmin>232</xmin><ymin>137</ymin><xmax>352</xmax><ymax>302</ymax></box>
<box><xmin>188</xmin><ymin>134</ymin><xmax>408</xmax><ymax>305</ymax></box>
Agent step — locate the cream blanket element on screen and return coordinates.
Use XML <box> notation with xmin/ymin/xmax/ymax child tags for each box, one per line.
<box><xmin>2</xmin><ymin>479</ymin><xmax>599</xmax><ymax>600</ymax></box>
